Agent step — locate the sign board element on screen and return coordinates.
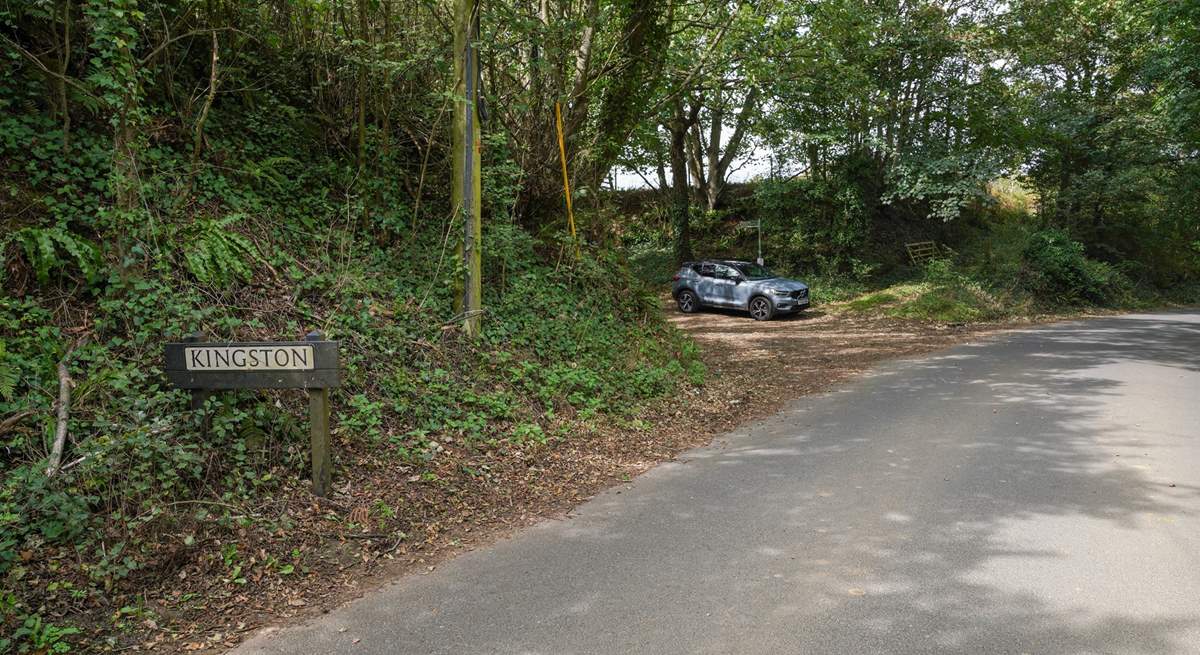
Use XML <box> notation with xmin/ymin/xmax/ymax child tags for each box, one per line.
<box><xmin>164</xmin><ymin>340</ymin><xmax>339</xmax><ymax>390</ymax></box>
<box><xmin>163</xmin><ymin>333</ymin><xmax>340</xmax><ymax>497</ymax></box>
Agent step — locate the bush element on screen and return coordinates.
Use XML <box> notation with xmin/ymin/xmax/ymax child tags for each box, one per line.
<box><xmin>752</xmin><ymin>175</ymin><xmax>870</xmax><ymax>276</ymax></box>
<box><xmin>1021</xmin><ymin>229</ymin><xmax>1131</xmax><ymax>305</ymax></box>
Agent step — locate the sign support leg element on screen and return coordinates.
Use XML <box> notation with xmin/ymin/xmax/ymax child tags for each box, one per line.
<box><xmin>309</xmin><ymin>387</ymin><xmax>332</xmax><ymax>497</ymax></box>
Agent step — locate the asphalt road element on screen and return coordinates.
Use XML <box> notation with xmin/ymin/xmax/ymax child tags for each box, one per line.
<box><xmin>236</xmin><ymin>311</ymin><xmax>1200</xmax><ymax>655</ymax></box>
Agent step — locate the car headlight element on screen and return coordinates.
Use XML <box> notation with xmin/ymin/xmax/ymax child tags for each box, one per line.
<box><xmin>768</xmin><ymin>288</ymin><xmax>792</xmax><ymax>296</ymax></box>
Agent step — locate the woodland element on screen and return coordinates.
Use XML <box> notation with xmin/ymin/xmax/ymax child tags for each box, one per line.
<box><xmin>1</xmin><ymin>0</ymin><xmax>1197</xmax><ymax>650</ymax></box>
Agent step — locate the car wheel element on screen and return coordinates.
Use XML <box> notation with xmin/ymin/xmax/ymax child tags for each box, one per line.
<box><xmin>677</xmin><ymin>290</ymin><xmax>699</xmax><ymax>313</ymax></box>
<box><xmin>749</xmin><ymin>296</ymin><xmax>775</xmax><ymax>321</ymax></box>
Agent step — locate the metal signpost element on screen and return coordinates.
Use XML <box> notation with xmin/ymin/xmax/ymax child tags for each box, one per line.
<box><xmin>164</xmin><ymin>331</ymin><xmax>340</xmax><ymax>497</ymax></box>
<box><xmin>756</xmin><ymin>219</ymin><xmax>763</xmax><ymax>266</ymax></box>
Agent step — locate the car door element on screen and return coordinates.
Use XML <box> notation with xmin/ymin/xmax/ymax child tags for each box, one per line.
<box><xmin>728</xmin><ymin>265</ymin><xmax>755</xmax><ymax>308</ymax></box>
<box><xmin>711</xmin><ymin>265</ymin><xmax>739</xmax><ymax>306</ymax></box>
<box><xmin>694</xmin><ymin>263</ymin><xmax>718</xmax><ymax>304</ymax></box>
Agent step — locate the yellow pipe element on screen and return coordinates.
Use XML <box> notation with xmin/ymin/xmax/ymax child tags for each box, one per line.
<box><xmin>555</xmin><ymin>101</ymin><xmax>580</xmax><ymax>260</ymax></box>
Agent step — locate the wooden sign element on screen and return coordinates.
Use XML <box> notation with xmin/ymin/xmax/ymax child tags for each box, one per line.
<box><xmin>164</xmin><ymin>340</ymin><xmax>339</xmax><ymax>390</ymax></box>
<box><xmin>164</xmin><ymin>332</ymin><xmax>340</xmax><ymax>497</ymax></box>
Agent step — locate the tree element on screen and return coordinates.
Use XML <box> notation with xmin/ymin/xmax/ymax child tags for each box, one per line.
<box><xmin>686</xmin><ymin>87</ymin><xmax>760</xmax><ymax>211</ymax></box>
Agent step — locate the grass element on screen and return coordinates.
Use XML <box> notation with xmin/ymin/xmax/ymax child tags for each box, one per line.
<box><xmin>888</xmin><ymin>284</ymin><xmax>1002</xmax><ymax>323</ymax></box>
<box><xmin>846</xmin><ymin>291</ymin><xmax>899</xmax><ymax>312</ymax></box>
<box><xmin>834</xmin><ymin>278</ymin><xmax>1005</xmax><ymax>324</ymax></box>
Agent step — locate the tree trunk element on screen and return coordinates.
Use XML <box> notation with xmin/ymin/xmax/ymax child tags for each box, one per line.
<box><xmin>587</xmin><ymin>0</ymin><xmax>669</xmax><ymax>187</ymax></box>
<box><xmin>655</xmin><ymin>147</ymin><xmax>668</xmax><ymax>194</ymax></box>
<box><xmin>670</xmin><ymin>123</ymin><xmax>692</xmax><ymax>265</ymax></box>
<box><xmin>668</xmin><ymin>101</ymin><xmax>701</xmax><ymax>265</ymax></box>
<box><xmin>686</xmin><ymin>120</ymin><xmax>706</xmax><ymax>205</ymax></box>
<box><xmin>356</xmin><ymin>0</ymin><xmax>369</xmax><ymax>171</ymax></box>
<box><xmin>696</xmin><ymin>88</ymin><xmax>758</xmax><ymax>211</ymax></box>
<box><xmin>704</xmin><ymin>105</ymin><xmax>723</xmax><ymax>210</ymax></box>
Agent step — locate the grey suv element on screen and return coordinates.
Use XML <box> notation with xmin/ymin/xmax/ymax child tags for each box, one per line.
<box><xmin>672</xmin><ymin>260</ymin><xmax>810</xmax><ymax>321</ymax></box>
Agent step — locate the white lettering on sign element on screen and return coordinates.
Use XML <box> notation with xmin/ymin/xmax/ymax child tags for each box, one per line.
<box><xmin>184</xmin><ymin>346</ymin><xmax>315</xmax><ymax>371</ymax></box>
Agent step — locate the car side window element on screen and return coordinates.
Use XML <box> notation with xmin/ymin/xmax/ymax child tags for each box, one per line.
<box><xmin>713</xmin><ymin>265</ymin><xmax>737</xmax><ymax>279</ymax></box>
<box><xmin>696</xmin><ymin>263</ymin><xmax>716</xmax><ymax>277</ymax></box>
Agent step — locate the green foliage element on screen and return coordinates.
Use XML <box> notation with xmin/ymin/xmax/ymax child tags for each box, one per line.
<box><xmin>889</xmin><ymin>284</ymin><xmax>997</xmax><ymax>324</ymax></box>
<box><xmin>3</xmin><ymin>613</ymin><xmax>80</xmax><ymax>654</ymax></box>
<box><xmin>846</xmin><ymin>292</ymin><xmax>899</xmax><ymax>312</ymax></box>
<box><xmin>1020</xmin><ymin>229</ymin><xmax>1131</xmax><ymax>306</ymax></box>
<box><xmin>836</xmin><ymin>261</ymin><xmax>1004</xmax><ymax>323</ymax></box>
<box><xmin>0</xmin><ymin>0</ymin><xmax>1195</xmax><ymax>648</ymax></box>
<box><xmin>0</xmin><ymin>343</ymin><xmax>17</xmax><ymax>401</ymax></box>
<box><xmin>751</xmin><ymin>174</ymin><xmax>870</xmax><ymax>276</ymax></box>
<box><xmin>627</xmin><ymin>245</ymin><xmax>677</xmax><ymax>286</ymax></box>
<box><xmin>4</xmin><ymin>225</ymin><xmax>102</xmax><ymax>286</ymax></box>
<box><xmin>181</xmin><ymin>215</ymin><xmax>262</xmax><ymax>287</ymax></box>
<box><xmin>884</xmin><ymin>147</ymin><xmax>1010</xmax><ymax>222</ymax></box>
<box><xmin>0</xmin><ymin>167</ymin><xmax>698</xmax><ymax>653</ymax></box>
<box><xmin>889</xmin><ymin>261</ymin><xmax>1002</xmax><ymax>323</ymax></box>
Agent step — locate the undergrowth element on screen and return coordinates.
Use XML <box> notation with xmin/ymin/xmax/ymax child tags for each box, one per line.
<box><xmin>0</xmin><ymin>109</ymin><xmax>700</xmax><ymax>651</ymax></box>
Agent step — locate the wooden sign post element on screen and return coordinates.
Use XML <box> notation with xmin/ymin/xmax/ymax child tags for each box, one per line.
<box><xmin>164</xmin><ymin>331</ymin><xmax>340</xmax><ymax>497</ymax></box>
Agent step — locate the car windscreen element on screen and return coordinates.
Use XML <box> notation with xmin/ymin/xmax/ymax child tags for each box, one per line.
<box><xmin>733</xmin><ymin>263</ymin><xmax>776</xmax><ymax>280</ymax></box>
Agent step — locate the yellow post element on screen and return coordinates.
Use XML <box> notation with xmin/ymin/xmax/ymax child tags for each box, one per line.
<box><xmin>555</xmin><ymin>101</ymin><xmax>580</xmax><ymax>260</ymax></box>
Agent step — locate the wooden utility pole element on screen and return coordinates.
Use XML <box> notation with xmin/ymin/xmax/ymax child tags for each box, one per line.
<box><xmin>453</xmin><ymin>0</ymin><xmax>483</xmax><ymax>337</ymax></box>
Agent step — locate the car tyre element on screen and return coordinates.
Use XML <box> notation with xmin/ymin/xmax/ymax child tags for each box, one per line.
<box><xmin>677</xmin><ymin>289</ymin><xmax>700</xmax><ymax>314</ymax></box>
<box><xmin>749</xmin><ymin>296</ymin><xmax>775</xmax><ymax>321</ymax></box>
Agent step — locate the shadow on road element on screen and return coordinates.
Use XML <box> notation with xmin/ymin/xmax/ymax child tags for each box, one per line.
<box><xmin>236</xmin><ymin>312</ymin><xmax>1200</xmax><ymax>654</ymax></box>
<box><xmin>575</xmin><ymin>312</ymin><xmax>1200</xmax><ymax>653</ymax></box>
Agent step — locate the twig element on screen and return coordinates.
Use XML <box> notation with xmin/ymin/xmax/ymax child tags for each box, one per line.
<box><xmin>60</xmin><ymin>454</ymin><xmax>89</xmax><ymax>471</ymax></box>
<box><xmin>0</xmin><ymin>33</ymin><xmax>99</xmax><ymax>102</ymax></box>
<box><xmin>46</xmin><ymin>336</ymin><xmax>87</xmax><ymax>477</ymax></box>
<box><xmin>138</xmin><ymin>27</ymin><xmax>249</xmax><ymax>65</ymax></box>
<box><xmin>412</xmin><ymin>94</ymin><xmax>451</xmax><ymax>231</ymax></box>
<box><xmin>0</xmin><ymin>410</ymin><xmax>35</xmax><ymax>437</ymax></box>
<box><xmin>190</xmin><ymin>31</ymin><xmax>219</xmax><ymax>169</ymax></box>
<box><xmin>442</xmin><ymin>309</ymin><xmax>485</xmax><ymax>326</ymax></box>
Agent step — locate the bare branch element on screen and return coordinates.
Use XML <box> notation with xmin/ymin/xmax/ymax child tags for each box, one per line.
<box><xmin>45</xmin><ymin>336</ymin><xmax>87</xmax><ymax>478</ymax></box>
<box><xmin>0</xmin><ymin>34</ymin><xmax>98</xmax><ymax>101</ymax></box>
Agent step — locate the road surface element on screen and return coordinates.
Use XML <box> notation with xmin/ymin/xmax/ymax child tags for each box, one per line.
<box><xmin>236</xmin><ymin>311</ymin><xmax>1200</xmax><ymax>654</ymax></box>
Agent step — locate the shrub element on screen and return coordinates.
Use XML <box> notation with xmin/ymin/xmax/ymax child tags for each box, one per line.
<box><xmin>1021</xmin><ymin>229</ymin><xmax>1131</xmax><ymax>305</ymax></box>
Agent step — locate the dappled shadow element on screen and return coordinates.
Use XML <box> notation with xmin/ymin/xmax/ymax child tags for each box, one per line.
<box><xmin>528</xmin><ymin>311</ymin><xmax>1200</xmax><ymax>653</ymax></box>
<box><xmin>236</xmin><ymin>312</ymin><xmax>1200</xmax><ymax>654</ymax></box>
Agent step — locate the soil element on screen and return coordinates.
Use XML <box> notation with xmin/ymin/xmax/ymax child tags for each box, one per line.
<box><xmin>665</xmin><ymin>302</ymin><xmax>1001</xmax><ymax>408</ymax></box>
<box><xmin>72</xmin><ymin>303</ymin><xmax>1016</xmax><ymax>653</ymax></box>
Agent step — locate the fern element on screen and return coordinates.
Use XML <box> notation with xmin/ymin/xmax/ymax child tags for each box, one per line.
<box><xmin>242</xmin><ymin>156</ymin><xmax>298</xmax><ymax>192</ymax></box>
<box><xmin>4</xmin><ymin>224</ymin><xmax>101</xmax><ymax>286</ymax></box>
<box><xmin>183</xmin><ymin>214</ymin><xmax>262</xmax><ymax>287</ymax></box>
<box><xmin>0</xmin><ymin>343</ymin><xmax>16</xmax><ymax>401</ymax></box>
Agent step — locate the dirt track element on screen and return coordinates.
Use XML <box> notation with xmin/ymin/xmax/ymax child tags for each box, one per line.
<box><xmin>666</xmin><ymin>301</ymin><xmax>998</xmax><ymax>411</ymax></box>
